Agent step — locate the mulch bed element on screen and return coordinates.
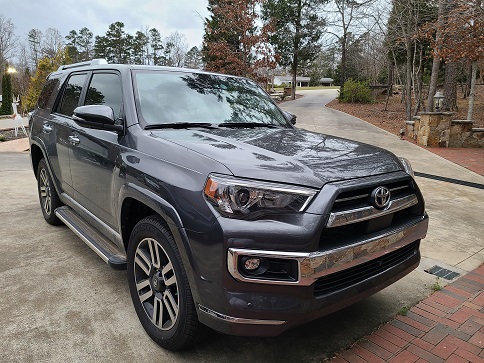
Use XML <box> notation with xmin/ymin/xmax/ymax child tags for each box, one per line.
<box><xmin>0</xmin><ymin>128</ymin><xmax>29</xmax><ymax>142</ymax></box>
<box><xmin>326</xmin><ymin>86</ymin><xmax>484</xmax><ymax>137</ymax></box>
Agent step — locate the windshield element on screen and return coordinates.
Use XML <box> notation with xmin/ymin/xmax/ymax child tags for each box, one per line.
<box><xmin>133</xmin><ymin>71</ymin><xmax>288</xmax><ymax>127</ymax></box>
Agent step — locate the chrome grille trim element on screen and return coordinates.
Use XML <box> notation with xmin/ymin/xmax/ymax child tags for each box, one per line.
<box><xmin>227</xmin><ymin>215</ymin><xmax>428</xmax><ymax>286</ymax></box>
<box><xmin>327</xmin><ymin>194</ymin><xmax>418</xmax><ymax>228</ymax></box>
<box><xmin>198</xmin><ymin>304</ymin><xmax>285</xmax><ymax>325</ymax></box>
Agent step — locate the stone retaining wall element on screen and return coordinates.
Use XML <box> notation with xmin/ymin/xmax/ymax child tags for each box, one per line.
<box><xmin>406</xmin><ymin>112</ymin><xmax>484</xmax><ymax>148</ymax></box>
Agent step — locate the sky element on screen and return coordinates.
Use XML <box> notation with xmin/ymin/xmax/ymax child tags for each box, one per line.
<box><xmin>2</xmin><ymin>0</ymin><xmax>210</xmax><ymax>51</ymax></box>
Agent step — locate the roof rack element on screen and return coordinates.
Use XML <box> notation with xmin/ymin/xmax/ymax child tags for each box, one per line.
<box><xmin>57</xmin><ymin>59</ymin><xmax>108</xmax><ymax>71</ymax></box>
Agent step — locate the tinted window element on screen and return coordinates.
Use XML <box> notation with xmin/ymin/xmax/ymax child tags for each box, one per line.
<box><xmin>37</xmin><ymin>78</ymin><xmax>60</xmax><ymax>109</ymax></box>
<box><xmin>134</xmin><ymin>71</ymin><xmax>287</xmax><ymax>126</ymax></box>
<box><xmin>84</xmin><ymin>73</ymin><xmax>123</xmax><ymax>123</ymax></box>
<box><xmin>58</xmin><ymin>73</ymin><xmax>87</xmax><ymax>116</ymax></box>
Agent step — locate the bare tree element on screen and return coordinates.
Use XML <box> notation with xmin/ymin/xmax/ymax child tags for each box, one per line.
<box><xmin>326</xmin><ymin>0</ymin><xmax>375</xmax><ymax>96</ymax></box>
<box><xmin>424</xmin><ymin>0</ymin><xmax>483</xmax><ymax>120</ymax></box>
<box><xmin>0</xmin><ymin>15</ymin><xmax>18</xmax><ymax>75</ymax></box>
<box><xmin>27</xmin><ymin>29</ymin><xmax>43</xmax><ymax>71</ymax></box>
<box><xmin>386</xmin><ymin>0</ymin><xmax>436</xmax><ymax>121</ymax></box>
<box><xmin>165</xmin><ymin>31</ymin><xmax>189</xmax><ymax>67</ymax></box>
<box><xmin>426</xmin><ymin>0</ymin><xmax>447</xmax><ymax>111</ymax></box>
<box><xmin>42</xmin><ymin>28</ymin><xmax>65</xmax><ymax>59</ymax></box>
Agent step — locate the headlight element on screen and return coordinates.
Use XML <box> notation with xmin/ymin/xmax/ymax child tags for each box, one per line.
<box><xmin>204</xmin><ymin>175</ymin><xmax>317</xmax><ymax>219</ymax></box>
<box><xmin>399</xmin><ymin>157</ymin><xmax>415</xmax><ymax>178</ymax></box>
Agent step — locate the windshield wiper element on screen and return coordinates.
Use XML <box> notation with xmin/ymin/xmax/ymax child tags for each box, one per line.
<box><xmin>145</xmin><ymin>122</ymin><xmax>216</xmax><ymax>130</ymax></box>
<box><xmin>217</xmin><ymin>122</ymin><xmax>280</xmax><ymax>128</ymax></box>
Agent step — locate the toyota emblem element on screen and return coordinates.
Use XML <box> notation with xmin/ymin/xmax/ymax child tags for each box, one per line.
<box><xmin>371</xmin><ymin>186</ymin><xmax>391</xmax><ymax>209</ymax></box>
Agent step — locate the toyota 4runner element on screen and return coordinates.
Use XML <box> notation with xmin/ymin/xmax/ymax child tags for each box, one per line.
<box><xmin>29</xmin><ymin>59</ymin><xmax>428</xmax><ymax>350</ymax></box>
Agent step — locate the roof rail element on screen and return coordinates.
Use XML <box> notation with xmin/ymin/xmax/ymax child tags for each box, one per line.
<box><xmin>57</xmin><ymin>59</ymin><xmax>108</xmax><ymax>71</ymax></box>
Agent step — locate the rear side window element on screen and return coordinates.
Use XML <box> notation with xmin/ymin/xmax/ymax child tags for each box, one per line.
<box><xmin>37</xmin><ymin>78</ymin><xmax>60</xmax><ymax>109</ymax></box>
<box><xmin>58</xmin><ymin>73</ymin><xmax>87</xmax><ymax>116</ymax></box>
<box><xmin>84</xmin><ymin>73</ymin><xmax>123</xmax><ymax>123</ymax></box>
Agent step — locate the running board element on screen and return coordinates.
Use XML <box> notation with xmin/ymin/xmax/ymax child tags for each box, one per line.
<box><xmin>55</xmin><ymin>206</ymin><xmax>127</xmax><ymax>270</ymax></box>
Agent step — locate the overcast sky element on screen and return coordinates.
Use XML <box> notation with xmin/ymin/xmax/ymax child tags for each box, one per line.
<box><xmin>2</xmin><ymin>0</ymin><xmax>209</xmax><ymax>50</ymax></box>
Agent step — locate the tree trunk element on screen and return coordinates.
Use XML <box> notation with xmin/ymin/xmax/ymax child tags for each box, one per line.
<box><xmin>405</xmin><ymin>39</ymin><xmax>412</xmax><ymax>121</ymax></box>
<box><xmin>340</xmin><ymin>34</ymin><xmax>347</xmax><ymax>99</ymax></box>
<box><xmin>443</xmin><ymin>61</ymin><xmax>458</xmax><ymax>111</ymax></box>
<box><xmin>413</xmin><ymin>43</ymin><xmax>423</xmax><ymax>116</ymax></box>
<box><xmin>384</xmin><ymin>63</ymin><xmax>394</xmax><ymax>111</ymax></box>
<box><xmin>427</xmin><ymin>55</ymin><xmax>440</xmax><ymax>112</ymax></box>
<box><xmin>426</xmin><ymin>0</ymin><xmax>447</xmax><ymax>111</ymax></box>
<box><xmin>291</xmin><ymin>0</ymin><xmax>302</xmax><ymax>100</ymax></box>
<box><xmin>467</xmin><ymin>61</ymin><xmax>477</xmax><ymax>121</ymax></box>
<box><xmin>464</xmin><ymin>63</ymin><xmax>472</xmax><ymax>98</ymax></box>
<box><xmin>291</xmin><ymin>59</ymin><xmax>297</xmax><ymax>100</ymax></box>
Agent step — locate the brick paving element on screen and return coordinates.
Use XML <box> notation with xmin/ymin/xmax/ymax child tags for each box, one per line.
<box><xmin>330</xmin><ymin>264</ymin><xmax>484</xmax><ymax>362</ymax></box>
<box><xmin>418</xmin><ymin>147</ymin><xmax>484</xmax><ymax>177</ymax></box>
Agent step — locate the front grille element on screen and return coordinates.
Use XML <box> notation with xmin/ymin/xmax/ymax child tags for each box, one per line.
<box><xmin>320</xmin><ymin>178</ymin><xmax>422</xmax><ymax>250</ymax></box>
<box><xmin>332</xmin><ymin>180</ymin><xmax>414</xmax><ymax>212</ymax></box>
<box><xmin>313</xmin><ymin>241</ymin><xmax>419</xmax><ymax>297</ymax></box>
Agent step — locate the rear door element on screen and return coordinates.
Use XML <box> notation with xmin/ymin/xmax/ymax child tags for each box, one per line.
<box><xmin>48</xmin><ymin>72</ymin><xmax>89</xmax><ymax>196</ymax></box>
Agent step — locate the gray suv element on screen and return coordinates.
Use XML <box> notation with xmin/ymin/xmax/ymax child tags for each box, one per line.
<box><xmin>29</xmin><ymin>59</ymin><xmax>428</xmax><ymax>350</ymax></box>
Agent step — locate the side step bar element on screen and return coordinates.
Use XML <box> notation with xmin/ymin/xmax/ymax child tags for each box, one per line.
<box><xmin>55</xmin><ymin>206</ymin><xmax>127</xmax><ymax>270</ymax></box>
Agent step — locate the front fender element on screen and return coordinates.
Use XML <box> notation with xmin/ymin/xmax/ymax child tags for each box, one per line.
<box><xmin>118</xmin><ymin>182</ymin><xmax>207</xmax><ymax>303</ymax></box>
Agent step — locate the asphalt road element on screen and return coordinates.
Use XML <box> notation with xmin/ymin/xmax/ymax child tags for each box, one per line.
<box><xmin>1</xmin><ymin>90</ymin><xmax>482</xmax><ymax>362</ymax></box>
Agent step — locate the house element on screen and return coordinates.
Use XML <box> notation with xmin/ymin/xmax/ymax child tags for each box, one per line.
<box><xmin>319</xmin><ymin>78</ymin><xmax>334</xmax><ymax>86</ymax></box>
<box><xmin>273</xmin><ymin>76</ymin><xmax>311</xmax><ymax>87</ymax></box>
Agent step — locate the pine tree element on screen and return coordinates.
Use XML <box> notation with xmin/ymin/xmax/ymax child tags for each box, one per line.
<box><xmin>1</xmin><ymin>69</ymin><xmax>13</xmax><ymax>115</ymax></box>
<box><xmin>203</xmin><ymin>0</ymin><xmax>276</xmax><ymax>81</ymax></box>
<box><xmin>262</xmin><ymin>0</ymin><xmax>328</xmax><ymax>99</ymax></box>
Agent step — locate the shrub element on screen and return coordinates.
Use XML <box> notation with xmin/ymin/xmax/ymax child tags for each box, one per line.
<box><xmin>338</xmin><ymin>79</ymin><xmax>372</xmax><ymax>104</ymax></box>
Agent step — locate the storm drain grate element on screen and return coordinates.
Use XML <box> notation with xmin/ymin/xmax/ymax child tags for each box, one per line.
<box><xmin>425</xmin><ymin>265</ymin><xmax>460</xmax><ymax>280</ymax></box>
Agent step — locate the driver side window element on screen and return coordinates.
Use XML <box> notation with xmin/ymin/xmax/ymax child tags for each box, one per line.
<box><xmin>58</xmin><ymin>73</ymin><xmax>87</xmax><ymax>117</ymax></box>
<box><xmin>84</xmin><ymin>73</ymin><xmax>123</xmax><ymax>125</ymax></box>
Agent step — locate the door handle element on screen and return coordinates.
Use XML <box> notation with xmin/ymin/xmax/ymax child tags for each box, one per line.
<box><xmin>42</xmin><ymin>124</ymin><xmax>53</xmax><ymax>134</ymax></box>
<box><xmin>68</xmin><ymin>135</ymin><xmax>80</xmax><ymax>146</ymax></box>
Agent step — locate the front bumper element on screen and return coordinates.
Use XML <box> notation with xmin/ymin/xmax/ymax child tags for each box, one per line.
<box><xmin>228</xmin><ymin>215</ymin><xmax>428</xmax><ymax>286</ymax></box>
<box><xmin>197</xmin><ymin>214</ymin><xmax>428</xmax><ymax>336</ymax></box>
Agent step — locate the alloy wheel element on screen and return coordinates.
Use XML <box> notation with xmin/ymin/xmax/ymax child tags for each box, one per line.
<box><xmin>134</xmin><ymin>237</ymin><xmax>179</xmax><ymax>330</ymax></box>
<box><xmin>39</xmin><ymin>168</ymin><xmax>52</xmax><ymax>215</ymax></box>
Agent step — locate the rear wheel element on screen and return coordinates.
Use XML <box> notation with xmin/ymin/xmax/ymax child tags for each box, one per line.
<box><xmin>37</xmin><ymin>158</ymin><xmax>62</xmax><ymax>225</ymax></box>
<box><xmin>127</xmin><ymin>215</ymin><xmax>205</xmax><ymax>350</ymax></box>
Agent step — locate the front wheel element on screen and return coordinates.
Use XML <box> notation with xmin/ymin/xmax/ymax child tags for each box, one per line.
<box><xmin>127</xmin><ymin>216</ymin><xmax>206</xmax><ymax>350</ymax></box>
<box><xmin>37</xmin><ymin>158</ymin><xmax>62</xmax><ymax>225</ymax></box>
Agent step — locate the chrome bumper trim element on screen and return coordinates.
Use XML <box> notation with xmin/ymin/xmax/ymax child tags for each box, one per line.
<box><xmin>327</xmin><ymin>194</ymin><xmax>418</xmax><ymax>228</ymax></box>
<box><xmin>198</xmin><ymin>304</ymin><xmax>285</xmax><ymax>325</ymax></box>
<box><xmin>228</xmin><ymin>214</ymin><xmax>428</xmax><ymax>286</ymax></box>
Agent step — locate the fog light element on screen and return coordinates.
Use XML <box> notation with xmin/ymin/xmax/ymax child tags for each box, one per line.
<box><xmin>243</xmin><ymin>257</ymin><xmax>261</xmax><ymax>271</ymax></box>
<box><xmin>240</xmin><ymin>256</ymin><xmax>269</xmax><ymax>276</ymax></box>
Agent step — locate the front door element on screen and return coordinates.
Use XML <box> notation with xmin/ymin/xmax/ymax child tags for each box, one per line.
<box><xmin>68</xmin><ymin>72</ymin><xmax>125</xmax><ymax>229</ymax></box>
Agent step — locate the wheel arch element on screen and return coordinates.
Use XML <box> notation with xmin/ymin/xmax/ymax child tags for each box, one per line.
<box><xmin>119</xmin><ymin>184</ymin><xmax>202</xmax><ymax>302</ymax></box>
<box><xmin>30</xmin><ymin>142</ymin><xmax>44</xmax><ymax>179</ymax></box>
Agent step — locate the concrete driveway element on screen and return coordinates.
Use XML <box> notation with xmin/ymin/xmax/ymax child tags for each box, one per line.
<box><xmin>1</xmin><ymin>90</ymin><xmax>482</xmax><ymax>362</ymax></box>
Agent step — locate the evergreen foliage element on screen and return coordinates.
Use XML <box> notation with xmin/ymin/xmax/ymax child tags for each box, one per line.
<box><xmin>1</xmin><ymin>71</ymin><xmax>13</xmax><ymax>115</ymax></box>
<box><xmin>22</xmin><ymin>49</ymin><xmax>70</xmax><ymax>112</ymax></box>
<box><xmin>262</xmin><ymin>0</ymin><xmax>328</xmax><ymax>98</ymax></box>
<box><xmin>338</xmin><ymin>79</ymin><xmax>372</xmax><ymax>104</ymax></box>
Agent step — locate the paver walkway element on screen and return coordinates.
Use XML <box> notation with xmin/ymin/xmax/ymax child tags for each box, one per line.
<box><xmin>331</xmin><ymin>264</ymin><xmax>484</xmax><ymax>362</ymax></box>
<box><xmin>422</xmin><ymin>147</ymin><xmax>484</xmax><ymax>177</ymax></box>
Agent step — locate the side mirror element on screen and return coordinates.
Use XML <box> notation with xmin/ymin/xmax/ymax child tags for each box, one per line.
<box><xmin>72</xmin><ymin>105</ymin><xmax>123</xmax><ymax>133</ymax></box>
<box><xmin>282</xmin><ymin>110</ymin><xmax>297</xmax><ymax>125</ymax></box>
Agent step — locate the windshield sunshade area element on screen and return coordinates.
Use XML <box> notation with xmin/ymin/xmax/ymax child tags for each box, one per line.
<box><xmin>134</xmin><ymin>71</ymin><xmax>288</xmax><ymax>127</ymax></box>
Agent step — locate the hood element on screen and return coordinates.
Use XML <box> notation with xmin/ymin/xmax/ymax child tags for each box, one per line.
<box><xmin>150</xmin><ymin>127</ymin><xmax>403</xmax><ymax>188</ymax></box>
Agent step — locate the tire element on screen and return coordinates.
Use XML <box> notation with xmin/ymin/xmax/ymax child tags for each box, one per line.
<box><xmin>37</xmin><ymin>158</ymin><xmax>63</xmax><ymax>225</ymax></box>
<box><xmin>127</xmin><ymin>215</ymin><xmax>206</xmax><ymax>350</ymax></box>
